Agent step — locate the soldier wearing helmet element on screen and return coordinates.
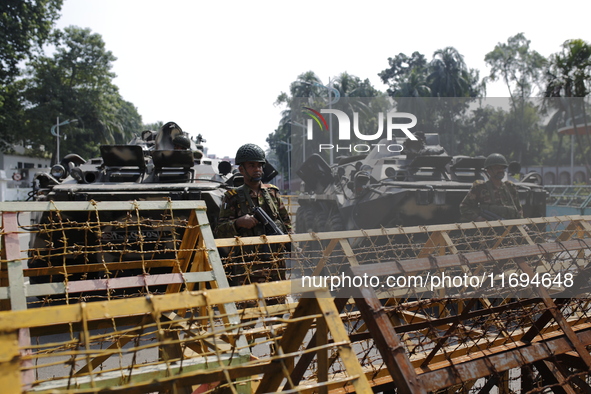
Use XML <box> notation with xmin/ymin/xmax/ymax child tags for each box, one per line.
<box><xmin>459</xmin><ymin>153</ymin><xmax>523</xmax><ymax>222</ymax></box>
<box><xmin>216</xmin><ymin>143</ymin><xmax>292</xmax><ymax>237</ymax></box>
<box><xmin>215</xmin><ymin>143</ymin><xmax>292</xmax><ymax>284</ymax></box>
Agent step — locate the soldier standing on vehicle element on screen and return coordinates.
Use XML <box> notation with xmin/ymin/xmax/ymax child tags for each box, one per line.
<box><xmin>459</xmin><ymin>153</ymin><xmax>523</xmax><ymax>222</ymax></box>
<box><xmin>215</xmin><ymin>143</ymin><xmax>292</xmax><ymax>284</ymax></box>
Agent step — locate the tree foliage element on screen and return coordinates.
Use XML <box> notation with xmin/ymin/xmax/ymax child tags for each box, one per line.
<box><xmin>485</xmin><ymin>33</ymin><xmax>547</xmax><ymax>98</ymax></box>
<box><xmin>379</xmin><ymin>47</ymin><xmax>481</xmax><ymax>99</ymax></box>
<box><xmin>484</xmin><ymin>34</ymin><xmax>548</xmax><ymax>161</ymax></box>
<box><xmin>143</xmin><ymin>121</ymin><xmax>165</xmax><ymax>132</ymax></box>
<box><xmin>379</xmin><ymin>47</ymin><xmax>482</xmax><ymax>154</ymax></box>
<box><xmin>0</xmin><ymin>5</ymin><xmax>143</xmax><ymax>159</ymax></box>
<box><xmin>543</xmin><ymin>39</ymin><xmax>591</xmax><ymax>171</ymax></box>
<box><xmin>457</xmin><ymin>102</ymin><xmax>547</xmax><ymax>163</ymax></box>
<box><xmin>378</xmin><ymin>52</ymin><xmax>428</xmax><ymax>97</ymax></box>
<box><xmin>269</xmin><ymin>71</ymin><xmax>382</xmax><ymax>181</ymax></box>
<box><xmin>545</xmin><ymin>39</ymin><xmax>591</xmax><ymax>98</ymax></box>
<box><xmin>0</xmin><ymin>0</ymin><xmax>63</xmax><ymax>145</ymax></box>
<box><xmin>0</xmin><ymin>0</ymin><xmax>63</xmax><ymax>84</ymax></box>
<box><xmin>19</xmin><ymin>26</ymin><xmax>142</xmax><ymax>162</ymax></box>
<box><xmin>429</xmin><ymin>47</ymin><xmax>481</xmax><ymax>98</ymax></box>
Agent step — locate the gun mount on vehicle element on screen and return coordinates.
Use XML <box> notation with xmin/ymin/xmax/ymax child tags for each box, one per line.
<box><xmin>296</xmin><ymin>133</ymin><xmax>547</xmax><ymax>233</ymax></box>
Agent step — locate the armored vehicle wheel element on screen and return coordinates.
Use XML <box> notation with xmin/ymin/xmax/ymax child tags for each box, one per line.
<box><xmin>295</xmin><ymin>206</ymin><xmax>308</xmax><ymax>234</ymax></box>
<box><xmin>313</xmin><ymin>208</ymin><xmax>329</xmax><ymax>233</ymax></box>
<box><xmin>327</xmin><ymin>211</ymin><xmax>344</xmax><ymax>232</ymax></box>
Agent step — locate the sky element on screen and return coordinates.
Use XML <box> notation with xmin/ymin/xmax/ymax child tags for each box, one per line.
<box><xmin>54</xmin><ymin>0</ymin><xmax>591</xmax><ymax>159</ymax></box>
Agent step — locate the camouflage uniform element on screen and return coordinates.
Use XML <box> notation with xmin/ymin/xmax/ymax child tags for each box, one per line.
<box><xmin>215</xmin><ymin>184</ymin><xmax>291</xmax><ymax>238</ymax></box>
<box><xmin>215</xmin><ymin>184</ymin><xmax>292</xmax><ymax>285</ymax></box>
<box><xmin>459</xmin><ymin>180</ymin><xmax>523</xmax><ymax>222</ymax></box>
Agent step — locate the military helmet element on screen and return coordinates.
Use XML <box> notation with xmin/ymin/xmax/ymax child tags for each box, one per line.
<box><xmin>235</xmin><ymin>143</ymin><xmax>265</xmax><ymax>165</ymax></box>
<box><xmin>484</xmin><ymin>153</ymin><xmax>508</xmax><ymax>169</ymax></box>
<box><xmin>172</xmin><ymin>135</ymin><xmax>191</xmax><ymax>150</ymax></box>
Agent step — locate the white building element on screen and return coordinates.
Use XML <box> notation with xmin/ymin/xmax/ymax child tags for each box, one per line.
<box><xmin>0</xmin><ymin>145</ymin><xmax>51</xmax><ymax>201</ymax></box>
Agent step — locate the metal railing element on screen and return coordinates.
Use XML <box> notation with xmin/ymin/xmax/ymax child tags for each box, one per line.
<box><xmin>545</xmin><ymin>185</ymin><xmax>591</xmax><ymax>215</ymax></box>
<box><xmin>2</xmin><ymin>199</ymin><xmax>591</xmax><ymax>393</ymax></box>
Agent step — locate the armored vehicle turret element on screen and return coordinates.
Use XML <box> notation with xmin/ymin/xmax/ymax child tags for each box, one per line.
<box><xmin>296</xmin><ymin>133</ymin><xmax>546</xmax><ymax>232</ymax></box>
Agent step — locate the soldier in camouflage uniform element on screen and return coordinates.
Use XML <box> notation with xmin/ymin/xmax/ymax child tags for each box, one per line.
<box><xmin>215</xmin><ymin>143</ymin><xmax>292</xmax><ymax>285</ymax></box>
<box><xmin>459</xmin><ymin>153</ymin><xmax>523</xmax><ymax>222</ymax></box>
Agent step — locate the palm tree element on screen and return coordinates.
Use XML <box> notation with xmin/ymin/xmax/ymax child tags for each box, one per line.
<box><xmin>395</xmin><ymin>69</ymin><xmax>432</xmax><ymax>98</ymax></box>
<box><xmin>428</xmin><ymin>47</ymin><xmax>481</xmax><ymax>154</ymax></box>
<box><xmin>330</xmin><ymin>72</ymin><xmax>389</xmax><ymax>150</ymax></box>
<box><xmin>272</xmin><ymin>71</ymin><xmax>326</xmax><ymax>176</ymax></box>
<box><xmin>429</xmin><ymin>47</ymin><xmax>474</xmax><ymax>98</ymax></box>
<box><xmin>544</xmin><ymin>39</ymin><xmax>591</xmax><ymax>174</ymax></box>
<box><xmin>394</xmin><ymin>69</ymin><xmax>432</xmax><ymax>127</ymax></box>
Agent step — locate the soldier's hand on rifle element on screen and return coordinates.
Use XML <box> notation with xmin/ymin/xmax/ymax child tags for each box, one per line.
<box><xmin>235</xmin><ymin>214</ymin><xmax>259</xmax><ymax>229</ymax></box>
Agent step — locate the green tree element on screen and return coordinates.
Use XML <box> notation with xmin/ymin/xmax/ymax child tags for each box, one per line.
<box><xmin>429</xmin><ymin>47</ymin><xmax>482</xmax><ymax>155</ymax></box>
<box><xmin>21</xmin><ymin>26</ymin><xmax>142</xmax><ymax>163</ymax></box>
<box><xmin>429</xmin><ymin>47</ymin><xmax>480</xmax><ymax>98</ymax></box>
<box><xmin>379</xmin><ymin>48</ymin><xmax>482</xmax><ymax>155</ymax></box>
<box><xmin>485</xmin><ymin>33</ymin><xmax>547</xmax><ymax>98</ymax></box>
<box><xmin>270</xmin><ymin>71</ymin><xmax>382</xmax><ymax>183</ymax></box>
<box><xmin>113</xmin><ymin>99</ymin><xmax>143</xmax><ymax>144</ymax></box>
<box><xmin>0</xmin><ymin>0</ymin><xmax>63</xmax><ymax>146</ymax></box>
<box><xmin>0</xmin><ymin>0</ymin><xmax>63</xmax><ymax>84</ymax></box>
<box><xmin>271</xmin><ymin>71</ymin><xmax>324</xmax><ymax>180</ymax></box>
<box><xmin>544</xmin><ymin>39</ymin><xmax>591</xmax><ymax>173</ymax></box>
<box><xmin>394</xmin><ymin>69</ymin><xmax>432</xmax><ymax>98</ymax></box>
<box><xmin>545</xmin><ymin>39</ymin><xmax>591</xmax><ymax>98</ymax></box>
<box><xmin>332</xmin><ymin>72</ymin><xmax>379</xmax><ymax>98</ymax></box>
<box><xmin>143</xmin><ymin>121</ymin><xmax>164</xmax><ymax>131</ymax></box>
<box><xmin>464</xmin><ymin>106</ymin><xmax>508</xmax><ymax>156</ymax></box>
<box><xmin>378</xmin><ymin>51</ymin><xmax>429</xmax><ymax>97</ymax></box>
<box><xmin>379</xmin><ymin>53</ymin><xmax>435</xmax><ymax>129</ymax></box>
<box><xmin>485</xmin><ymin>34</ymin><xmax>547</xmax><ymax>161</ymax></box>
<box><xmin>454</xmin><ymin>101</ymin><xmax>546</xmax><ymax>165</ymax></box>
<box><xmin>0</xmin><ymin>82</ymin><xmax>26</xmax><ymax>152</ymax></box>
<box><xmin>330</xmin><ymin>72</ymin><xmax>383</xmax><ymax>140</ymax></box>
<box><xmin>393</xmin><ymin>70</ymin><xmax>436</xmax><ymax>129</ymax></box>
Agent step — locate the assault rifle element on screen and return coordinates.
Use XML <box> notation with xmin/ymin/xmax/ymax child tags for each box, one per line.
<box><xmin>480</xmin><ymin>208</ymin><xmax>504</xmax><ymax>221</ymax></box>
<box><xmin>254</xmin><ymin>206</ymin><xmax>285</xmax><ymax>235</ymax></box>
<box><xmin>480</xmin><ymin>207</ymin><xmax>534</xmax><ymax>237</ymax></box>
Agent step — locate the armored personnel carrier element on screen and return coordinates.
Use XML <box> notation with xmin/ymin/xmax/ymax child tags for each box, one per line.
<box><xmin>296</xmin><ymin>133</ymin><xmax>546</xmax><ymax>232</ymax></box>
<box><xmin>32</xmin><ymin>122</ymin><xmax>235</xmax><ymax>224</ymax></box>
<box><xmin>27</xmin><ymin>122</ymin><xmax>252</xmax><ymax>284</ymax></box>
